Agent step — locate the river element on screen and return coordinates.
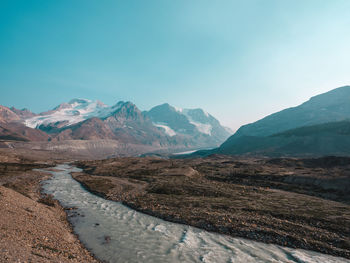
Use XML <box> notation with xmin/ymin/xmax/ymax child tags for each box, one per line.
<box><xmin>41</xmin><ymin>164</ymin><xmax>349</xmax><ymax>263</ymax></box>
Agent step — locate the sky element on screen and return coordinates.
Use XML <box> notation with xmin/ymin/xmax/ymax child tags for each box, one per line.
<box><xmin>1</xmin><ymin>0</ymin><xmax>350</xmax><ymax>130</ymax></box>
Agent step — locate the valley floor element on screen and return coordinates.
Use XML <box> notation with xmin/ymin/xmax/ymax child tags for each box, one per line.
<box><xmin>74</xmin><ymin>155</ymin><xmax>350</xmax><ymax>260</ymax></box>
<box><xmin>1</xmin><ymin>148</ymin><xmax>350</xmax><ymax>261</ymax></box>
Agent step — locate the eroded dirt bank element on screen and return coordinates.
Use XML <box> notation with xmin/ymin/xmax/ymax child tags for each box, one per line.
<box><xmin>0</xmin><ymin>151</ymin><xmax>98</xmax><ymax>262</ymax></box>
<box><xmin>74</xmin><ymin>155</ymin><xmax>350</xmax><ymax>260</ymax></box>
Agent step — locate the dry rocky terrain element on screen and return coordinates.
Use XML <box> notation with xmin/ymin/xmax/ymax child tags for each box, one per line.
<box><xmin>0</xmin><ymin>151</ymin><xmax>98</xmax><ymax>263</ymax></box>
<box><xmin>74</xmin><ymin>155</ymin><xmax>350</xmax><ymax>260</ymax></box>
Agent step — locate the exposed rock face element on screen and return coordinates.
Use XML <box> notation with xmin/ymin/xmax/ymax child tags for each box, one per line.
<box><xmin>10</xmin><ymin>107</ymin><xmax>37</xmax><ymax>119</ymax></box>
<box><xmin>103</xmin><ymin>102</ymin><xmax>165</xmax><ymax>145</ymax></box>
<box><xmin>52</xmin><ymin>118</ymin><xmax>117</xmax><ymax>141</ymax></box>
<box><xmin>0</xmin><ymin>106</ymin><xmax>49</xmax><ymax>142</ymax></box>
<box><xmin>0</xmin><ymin>106</ymin><xmax>21</xmax><ymax>123</ymax></box>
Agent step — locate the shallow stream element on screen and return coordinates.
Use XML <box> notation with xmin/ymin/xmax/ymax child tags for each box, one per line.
<box><xmin>41</xmin><ymin>164</ymin><xmax>349</xmax><ymax>263</ymax></box>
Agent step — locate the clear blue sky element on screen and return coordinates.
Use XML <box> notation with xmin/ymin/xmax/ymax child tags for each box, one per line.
<box><xmin>1</xmin><ymin>0</ymin><xmax>350</xmax><ymax>130</ymax></box>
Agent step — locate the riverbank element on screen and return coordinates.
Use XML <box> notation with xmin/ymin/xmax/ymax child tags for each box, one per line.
<box><xmin>74</xmin><ymin>155</ymin><xmax>350</xmax><ymax>260</ymax></box>
<box><xmin>0</xmin><ymin>151</ymin><xmax>99</xmax><ymax>262</ymax></box>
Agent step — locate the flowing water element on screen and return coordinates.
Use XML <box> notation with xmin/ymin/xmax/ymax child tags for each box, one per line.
<box><xmin>41</xmin><ymin>164</ymin><xmax>349</xmax><ymax>263</ymax></box>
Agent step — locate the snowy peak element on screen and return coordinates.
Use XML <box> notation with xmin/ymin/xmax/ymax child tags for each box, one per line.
<box><xmin>147</xmin><ymin>104</ymin><xmax>196</xmax><ymax>135</ymax></box>
<box><xmin>25</xmin><ymin>99</ymin><xmax>122</xmax><ymax>129</ymax></box>
<box><xmin>183</xmin><ymin>108</ymin><xmax>212</xmax><ymax>123</ymax></box>
<box><xmin>147</xmin><ymin>104</ymin><xmax>222</xmax><ymax>136</ymax></box>
<box><xmin>19</xmin><ymin>98</ymin><xmax>230</xmax><ymax>148</ymax></box>
<box><xmin>146</xmin><ymin>103</ymin><xmax>231</xmax><ymax>144</ymax></box>
<box><xmin>107</xmin><ymin>101</ymin><xmax>145</xmax><ymax>121</ymax></box>
<box><xmin>181</xmin><ymin>109</ymin><xmax>215</xmax><ymax>135</ymax></box>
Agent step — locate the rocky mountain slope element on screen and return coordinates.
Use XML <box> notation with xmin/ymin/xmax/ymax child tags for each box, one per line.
<box><xmin>219</xmin><ymin>121</ymin><xmax>350</xmax><ymax>156</ymax></box>
<box><xmin>234</xmin><ymin>86</ymin><xmax>350</xmax><ymax>138</ymax></box>
<box><xmin>0</xmin><ymin>105</ymin><xmax>21</xmax><ymax>123</ymax></box>
<box><xmin>217</xmin><ymin>86</ymin><xmax>350</xmax><ymax>157</ymax></box>
<box><xmin>146</xmin><ymin>103</ymin><xmax>231</xmax><ymax>146</ymax></box>
<box><xmin>0</xmin><ymin>106</ymin><xmax>49</xmax><ymax>142</ymax></box>
<box><xmin>0</xmin><ymin>99</ymin><xmax>231</xmax><ymax>156</ymax></box>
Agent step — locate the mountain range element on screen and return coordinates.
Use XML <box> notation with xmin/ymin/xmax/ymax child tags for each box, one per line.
<box><xmin>3</xmin><ymin>86</ymin><xmax>350</xmax><ymax>158</ymax></box>
<box><xmin>215</xmin><ymin>85</ymin><xmax>350</xmax><ymax>157</ymax></box>
<box><xmin>0</xmin><ymin>99</ymin><xmax>231</xmax><ymax>157</ymax></box>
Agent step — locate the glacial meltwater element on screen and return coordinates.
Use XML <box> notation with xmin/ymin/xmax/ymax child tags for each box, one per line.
<box><xmin>41</xmin><ymin>164</ymin><xmax>349</xmax><ymax>263</ymax></box>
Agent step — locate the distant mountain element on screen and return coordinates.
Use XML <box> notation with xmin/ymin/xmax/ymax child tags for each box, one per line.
<box><xmin>218</xmin><ymin>86</ymin><xmax>350</xmax><ymax>157</ymax></box>
<box><xmin>44</xmin><ymin>101</ymin><xmax>231</xmax><ymax>148</ymax></box>
<box><xmin>51</xmin><ymin>102</ymin><xmax>169</xmax><ymax>146</ymax></box>
<box><xmin>25</xmin><ymin>99</ymin><xmax>119</xmax><ymax>129</ymax></box>
<box><xmin>146</xmin><ymin>103</ymin><xmax>231</xmax><ymax>147</ymax></box>
<box><xmin>0</xmin><ymin>99</ymin><xmax>231</xmax><ymax>153</ymax></box>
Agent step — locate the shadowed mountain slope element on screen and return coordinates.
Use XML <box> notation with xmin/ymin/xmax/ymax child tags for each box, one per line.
<box><xmin>217</xmin><ymin>86</ymin><xmax>350</xmax><ymax>157</ymax></box>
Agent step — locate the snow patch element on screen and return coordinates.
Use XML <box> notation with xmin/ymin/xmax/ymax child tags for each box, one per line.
<box><xmin>153</xmin><ymin>123</ymin><xmax>177</xmax><ymax>137</ymax></box>
<box><xmin>181</xmin><ymin>109</ymin><xmax>212</xmax><ymax>135</ymax></box>
<box><xmin>190</xmin><ymin>121</ymin><xmax>212</xmax><ymax>135</ymax></box>
<box><xmin>172</xmin><ymin>150</ymin><xmax>198</xmax><ymax>155</ymax></box>
<box><xmin>174</xmin><ymin>106</ymin><xmax>183</xmax><ymax>113</ymax></box>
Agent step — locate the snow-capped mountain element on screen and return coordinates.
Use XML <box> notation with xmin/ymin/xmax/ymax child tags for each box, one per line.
<box><xmin>146</xmin><ymin>103</ymin><xmax>231</xmax><ymax>146</ymax></box>
<box><xmin>1</xmin><ymin>98</ymin><xmax>231</xmax><ymax>151</ymax></box>
<box><xmin>25</xmin><ymin>99</ymin><xmax>123</xmax><ymax>129</ymax></box>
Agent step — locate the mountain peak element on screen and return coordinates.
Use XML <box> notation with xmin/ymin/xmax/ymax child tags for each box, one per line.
<box><xmin>156</xmin><ymin>103</ymin><xmax>177</xmax><ymax>112</ymax></box>
<box><xmin>26</xmin><ymin>99</ymin><xmax>113</xmax><ymax>128</ymax></box>
<box><xmin>9</xmin><ymin>107</ymin><xmax>37</xmax><ymax>119</ymax></box>
<box><xmin>0</xmin><ymin>105</ymin><xmax>20</xmax><ymax>123</ymax></box>
<box><xmin>147</xmin><ymin>103</ymin><xmax>230</xmax><ymax>139</ymax></box>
